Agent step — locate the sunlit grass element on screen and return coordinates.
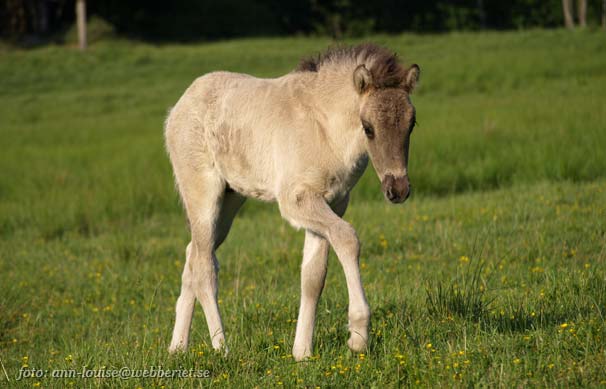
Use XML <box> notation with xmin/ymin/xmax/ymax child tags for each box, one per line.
<box><xmin>1</xmin><ymin>29</ymin><xmax>605</xmax><ymax>387</ymax></box>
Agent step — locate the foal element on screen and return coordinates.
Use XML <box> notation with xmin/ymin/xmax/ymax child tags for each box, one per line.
<box><xmin>165</xmin><ymin>43</ymin><xmax>420</xmax><ymax>361</ymax></box>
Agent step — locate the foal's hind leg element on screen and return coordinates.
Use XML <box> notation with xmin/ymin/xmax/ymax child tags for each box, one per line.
<box><xmin>214</xmin><ymin>191</ymin><xmax>246</xmax><ymax>249</ymax></box>
<box><xmin>169</xmin><ymin>241</ymin><xmax>196</xmax><ymax>352</ymax></box>
<box><xmin>169</xmin><ymin>171</ymin><xmax>227</xmax><ymax>353</ymax></box>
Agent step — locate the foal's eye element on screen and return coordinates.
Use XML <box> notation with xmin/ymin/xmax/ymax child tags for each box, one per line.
<box><xmin>362</xmin><ymin>122</ymin><xmax>375</xmax><ymax>139</ymax></box>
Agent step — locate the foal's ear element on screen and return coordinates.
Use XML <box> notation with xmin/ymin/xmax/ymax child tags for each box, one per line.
<box><xmin>403</xmin><ymin>64</ymin><xmax>420</xmax><ymax>93</ymax></box>
<box><xmin>353</xmin><ymin>65</ymin><xmax>373</xmax><ymax>94</ymax></box>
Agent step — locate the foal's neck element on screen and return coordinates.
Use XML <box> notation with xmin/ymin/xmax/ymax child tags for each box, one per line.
<box><xmin>309</xmin><ymin>64</ymin><xmax>368</xmax><ymax>169</ymax></box>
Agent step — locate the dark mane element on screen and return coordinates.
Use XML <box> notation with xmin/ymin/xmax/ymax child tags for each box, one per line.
<box><xmin>295</xmin><ymin>43</ymin><xmax>407</xmax><ymax>88</ymax></box>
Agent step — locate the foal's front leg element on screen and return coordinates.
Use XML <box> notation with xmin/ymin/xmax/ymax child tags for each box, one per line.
<box><xmin>293</xmin><ymin>231</ymin><xmax>329</xmax><ymax>361</ymax></box>
<box><xmin>292</xmin><ymin>196</ymin><xmax>350</xmax><ymax>361</ymax></box>
<box><xmin>280</xmin><ymin>193</ymin><xmax>370</xmax><ymax>358</ymax></box>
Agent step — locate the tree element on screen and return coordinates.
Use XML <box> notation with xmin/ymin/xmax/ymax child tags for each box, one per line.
<box><xmin>577</xmin><ymin>0</ymin><xmax>586</xmax><ymax>27</ymax></box>
<box><xmin>76</xmin><ymin>0</ymin><xmax>86</xmax><ymax>50</ymax></box>
<box><xmin>562</xmin><ymin>0</ymin><xmax>575</xmax><ymax>28</ymax></box>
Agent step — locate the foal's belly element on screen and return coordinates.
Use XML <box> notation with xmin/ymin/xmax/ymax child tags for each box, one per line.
<box><xmin>223</xmin><ymin>177</ymin><xmax>275</xmax><ymax>202</ymax></box>
<box><xmin>204</xmin><ymin>116</ymin><xmax>276</xmax><ymax>201</ymax></box>
<box><xmin>213</xmin><ymin>153</ymin><xmax>276</xmax><ymax>202</ymax></box>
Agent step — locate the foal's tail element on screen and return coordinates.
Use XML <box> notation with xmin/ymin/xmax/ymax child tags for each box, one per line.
<box><xmin>164</xmin><ymin>75</ymin><xmax>219</xmax><ymax>231</ymax></box>
<box><xmin>163</xmin><ymin>105</ymin><xmax>192</xmax><ymax>230</ymax></box>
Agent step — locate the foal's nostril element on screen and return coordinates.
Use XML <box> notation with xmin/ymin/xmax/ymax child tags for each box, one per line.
<box><xmin>386</xmin><ymin>188</ymin><xmax>396</xmax><ymax>200</ymax></box>
<box><xmin>382</xmin><ymin>174</ymin><xmax>410</xmax><ymax>203</ymax></box>
<box><xmin>385</xmin><ymin>186</ymin><xmax>402</xmax><ymax>203</ymax></box>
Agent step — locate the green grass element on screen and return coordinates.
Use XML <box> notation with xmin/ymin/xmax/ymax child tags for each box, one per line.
<box><xmin>1</xmin><ymin>29</ymin><xmax>606</xmax><ymax>387</ymax></box>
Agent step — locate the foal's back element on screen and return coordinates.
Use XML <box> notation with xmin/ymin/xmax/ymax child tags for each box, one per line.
<box><xmin>165</xmin><ymin>70</ymin><xmax>333</xmax><ymax>201</ymax></box>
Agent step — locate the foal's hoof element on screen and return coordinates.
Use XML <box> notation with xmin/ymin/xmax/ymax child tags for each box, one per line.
<box><xmin>347</xmin><ymin>334</ymin><xmax>368</xmax><ymax>353</ymax></box>
<box><xmin>292</xmin><ymin>347</ymin><xmax>312</xmax><ymax>362</ymax></box>
<box><xmin>211</xmin><ymin>337</ymin><xmax>229</xmax><ymax>356</ymax></box>
<box><xmin>168</xmin><ymin>343</ymin><xmax>187</xmax><ymax>354</ymax></box>
<box><xmin>212</xmin><ymin>344</ymin><xmax>229</xmax><ymax>357</ymax></box>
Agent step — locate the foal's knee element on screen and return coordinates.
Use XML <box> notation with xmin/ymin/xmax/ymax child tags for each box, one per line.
<box><xmin>328</xmin><ymin>222</ymin><xmax>360</xmax><ymax>261</ymax></box>
<box><xmin>301</xmin><ymin>266</ymin><xmax>326</xmax><ymax>299</ymax></box>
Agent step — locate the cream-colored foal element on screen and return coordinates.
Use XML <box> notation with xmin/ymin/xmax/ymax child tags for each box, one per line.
<box><xmin>164</xmin><ymin>43</ymin><xmax>420</xmax><ymax>361</ymax></box>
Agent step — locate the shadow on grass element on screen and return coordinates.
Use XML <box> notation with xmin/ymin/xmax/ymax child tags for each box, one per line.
<box><xmin>425</xmin><ymin>260</ymin><xmax>606</xmax><ymax>334</ymax></box>
<box><xmin>425</xmin><ymin>260</ymin><xmax>492</xmax><ymax>322</ymax></box>
<box><xmin>486</xmin><ymin>305</ymin><xmax>571</xmax><ymax>333</ymax></box>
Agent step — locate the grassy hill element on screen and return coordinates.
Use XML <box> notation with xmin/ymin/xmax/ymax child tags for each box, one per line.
<box><xmin>1</xmin><ymin>30</ymin><xmax>605</xmax><ymax>387</ymax></box>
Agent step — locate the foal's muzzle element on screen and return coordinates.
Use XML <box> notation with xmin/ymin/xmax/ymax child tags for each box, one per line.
<box><xmin>381</xmin><ymin>174</ymin><xmax>410</xmax><ymax>204</ymax></box>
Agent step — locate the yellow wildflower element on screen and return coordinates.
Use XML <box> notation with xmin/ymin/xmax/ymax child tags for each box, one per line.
<box><xmin>379</xmin><ymin>235</ymin><xmax>388</xmax><ymax>249</ymax></box>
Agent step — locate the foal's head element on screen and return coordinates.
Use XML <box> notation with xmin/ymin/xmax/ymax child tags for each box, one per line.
<box><xmin>354</xmin><ymin>63</ymin><xmax>420</xmax><ymax>204</ymax></box>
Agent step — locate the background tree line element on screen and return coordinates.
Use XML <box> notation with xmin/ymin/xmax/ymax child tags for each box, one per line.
<box><xmin>1</xmin><ymin>0</ymin><xmax>605</xmax><ymax>43</ymax></box>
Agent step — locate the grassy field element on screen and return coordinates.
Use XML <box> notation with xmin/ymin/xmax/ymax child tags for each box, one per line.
<box><xmin>1</xmin><ymin>29</ymin><xmax>605</xmax><ymax>387</ymax></box>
